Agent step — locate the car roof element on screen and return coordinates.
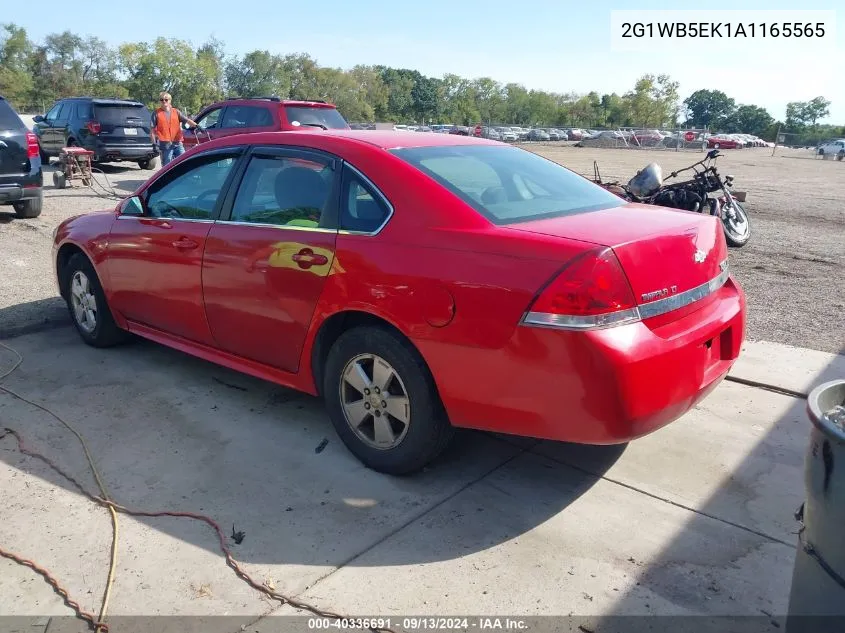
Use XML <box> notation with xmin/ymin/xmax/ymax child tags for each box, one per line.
<box><xmin>215</xmin><ymin>97</ymin><xmax>338</xmax><ymax>108</ymax></box>
<box><xmin>300</xmin><ymin>129</ymin><xmax>503</xmax><ymax>149</ymax></box>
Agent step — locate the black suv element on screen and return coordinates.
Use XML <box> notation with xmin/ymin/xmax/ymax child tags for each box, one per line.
<box><xmin>32</xmin><ymin>97</ymin><xmax>159</xmax><ymax>170</ymax></box>
<box><xmin>0</xmin><ymin>96</ymin><xmax>43</xmax><ymax>218</ymax></box>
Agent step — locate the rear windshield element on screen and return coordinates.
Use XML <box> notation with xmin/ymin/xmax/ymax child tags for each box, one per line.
<box><xmin>284</xmin><ymin>106</ymin><xmax>349</xmax><ymax>130</ymax></box>
<box><xmin>390</xmin><ymin>145</ymin><xmax>624</xmax><ymax>224</ymax></box>
<box><xmin>94</xmin><ymin>104</ymin><xmax>150</xmax><ymax>125</ymax></box>
<box><xmin>0</xmin><ymin>99</ymin><xmax>26</xmax><ymax>131</ymax></box>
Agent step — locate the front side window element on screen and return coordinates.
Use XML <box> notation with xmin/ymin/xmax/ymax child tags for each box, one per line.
<box><xmin>229</xmin><ymin>155</ymin><xmax>335</xmax><ymax>227</ymax></box>
<box><xmin>196</xmin><ymin>107</ymin><xmax>223</xmax><ymax>130</ymax></box>
<box><xmin>391</xmin><ymin>145</ymin><xmax>623</xmax><ymax>225</ymax></box>
<box><xmin>145</xmin><ymin>153</ymin><xmax>238</xmax><ymax>219</ymax></box>
<box><xmin>45</xmin><ymin>102</ymin><xmax>62</xmax><ymax>121</ymax></box>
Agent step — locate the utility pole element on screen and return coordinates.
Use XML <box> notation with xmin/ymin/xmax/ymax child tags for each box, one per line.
<box><xmin>772</xmin><ymin>124</ymin><xmax>781</xmax><ymax>157</ymax></box>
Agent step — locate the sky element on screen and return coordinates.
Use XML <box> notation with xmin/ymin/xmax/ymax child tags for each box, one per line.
<box><xmin>6</xmin><ymin>0</ymin><xmax>844</xmax><ymax>124</ymax></box>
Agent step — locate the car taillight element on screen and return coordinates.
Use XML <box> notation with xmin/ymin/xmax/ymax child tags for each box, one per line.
<box><xmin>522</xmin><ymin>247</ymin><xmax>641</xmax><ymax>330</ymax></box>
<box><xmin>25</xmin><ymin>132</ymin><xmax>39</xmax><ymax>158</ymax></box>
<box><xmin>87</xmin><ymin>120</ymin><xmax>101</xmax><ymax>134</ymax></box>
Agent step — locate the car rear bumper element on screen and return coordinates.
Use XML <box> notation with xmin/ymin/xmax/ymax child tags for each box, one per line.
<box><xmin>0</xmin><ymin>183</ymin><xmax>43</xmax><ymax>204</ymax></box>
<box><xmin>85</xmin><ymin>140</ymin><xmax>157</xmax><ymax>162</ymax></box>
<box><xmin>419</xmin><ymin>276</ymin><xmax>746</xmax><ymax>444</ymax></box>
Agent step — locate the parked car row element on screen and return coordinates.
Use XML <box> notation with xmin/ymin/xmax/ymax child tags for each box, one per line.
<box><xmin>28</xmin><ymin>95</ymin><xmax>353</xmax><ymax>171</ymax></box>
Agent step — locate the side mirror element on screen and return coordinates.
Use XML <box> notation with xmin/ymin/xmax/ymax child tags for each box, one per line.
<box><xmin>33</xmin><ymin>115</ymin><xmax>45</xmax><ymax>123</ymax></box>
<box><xmin>119</xmin><ymin>195</ymin><xmax>145</xmax><ymax>216</ymax></box>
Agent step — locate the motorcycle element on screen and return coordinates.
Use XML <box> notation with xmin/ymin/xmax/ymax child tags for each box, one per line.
<box><xmin>592</xmin><ymin>149</ymin><xmax>751</xmax><ymax>248</ymax></box>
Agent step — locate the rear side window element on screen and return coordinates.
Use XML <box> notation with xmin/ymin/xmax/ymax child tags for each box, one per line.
<box><xmin>76</xmin><ymin>102</ymin><xmax>93</xmax><ymax>119</ymax></box>
<box><xmin>221</xmin><ymin>105</ymin><xmax>274</xmax><ymax>129</ymax></box>
<box><xmin>0</xmin><ymin>99</ymin><xmax>25</xmax><ymax>131</ymax></box>
<box><xmin>284</xmin><ymin>106</ymin><xmax>348</xmax><ymax>130</ymax></box>
<box><xmin>340</xmin><ymin>166</ymin><xmax>391</xmax><ymax>233</ymax></box>
<box><xmin>390</xmin><ymin>145</ymin><xmax>623</xmax><ymax>225</ymax></box>
<box><xmin>93</xmin><ymin>104</ymin><xmax>150</xmax><ymax>126</ymax></box>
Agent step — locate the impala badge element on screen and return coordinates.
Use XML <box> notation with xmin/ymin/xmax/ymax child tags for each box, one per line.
<box><xmin>694</xmin><ymin>249</ymin><xmax>706</xmax><ymax>263</ymax></box>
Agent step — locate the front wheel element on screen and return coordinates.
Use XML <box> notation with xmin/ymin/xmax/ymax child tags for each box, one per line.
<box><xmin>721</xmin><ymin>199</ymin><xmax>750</xmax><ymax>247</ymax></box>
<box><xmin>62</xmin><ymin>253</ymin><xmax>129</xmax><ymax>348</ymax></box>
<box><xmin>323</xmin><ymin>326</ymin><xmax>454</xmax><ymax>475</ymax></box>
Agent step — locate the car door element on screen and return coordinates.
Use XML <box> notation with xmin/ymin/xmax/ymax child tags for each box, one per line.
<box><xmin>183</xmin><ymin>106</ymin><xmax>226</xmax><ymax>150</ymax></box>
<box><xmin>105</xmin><ymin>146</ymin><xmax>245</xmax><ymax>344</ymax></box>
<box><xmin>201</xmin><ymin>145</ymin><xmax>340</xmax><ymax>373</ymax></box>
<box><xmin>36</xmin><ymin>102</ymin><xmax>63</xmax><ymax>152</ymax></box>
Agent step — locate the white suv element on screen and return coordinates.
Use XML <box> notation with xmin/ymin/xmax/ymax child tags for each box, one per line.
<box><xmin>817</xmin><ymin>139</ymin><xmax>845</xmax><ymax>160</ymax></box>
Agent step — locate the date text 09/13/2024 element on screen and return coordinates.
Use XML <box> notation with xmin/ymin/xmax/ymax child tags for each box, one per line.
<box><xmin>308</xmin><ymin>617</ymin><xmax>529</xmax><ymax>630</ymax></box>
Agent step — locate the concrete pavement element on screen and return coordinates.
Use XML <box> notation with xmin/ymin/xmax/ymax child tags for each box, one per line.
<box><xmin>0</xmin><ymin>328</ymin><xmax>842</xmax><ymax>631</ymax></box>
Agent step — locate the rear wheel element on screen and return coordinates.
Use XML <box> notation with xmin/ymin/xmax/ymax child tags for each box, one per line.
<box><xmin>722</xmin><ymin>199</ymin><xmax>750</xmax><ymax>248</ymax></box>
<box><xmin>138</xmin><ymin>156</ymin><xmax>159</xmax><ymax>170</ymax></box>
<box><xmin>13</xmin><ymin>197</ymin><xmax>42</xmax><ymax>219</ymax></box>
<box><xmin>838</xmin><ymin>151</ymin><xmax>844</xmax><ymax>162</ymax></box>
<box><xmin>62</xmin><ymin>253</ymin><xmax>128</xmax><ymax>348</ymax></box>
<box><xmin>323</xmin><ymin>326</ymin><xmax>454</xmax><ymax>475</ymax></box>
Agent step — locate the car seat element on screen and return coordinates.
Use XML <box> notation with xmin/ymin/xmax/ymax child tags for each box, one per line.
<box><xmin>274</xmin><ymin>166</ymin><xmax>330</xmax><ymax>227</ymax></box>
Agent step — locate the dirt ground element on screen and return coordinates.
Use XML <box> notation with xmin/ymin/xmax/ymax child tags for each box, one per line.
<box><xmin>528</xmin><ymin>144</ymin><xmax>845</xmax><ymax>354</ymax></box>
<box><xmin>0</xmin><ymin>145</ymin><xmax>842</xmax><ymax>352</ymax></box>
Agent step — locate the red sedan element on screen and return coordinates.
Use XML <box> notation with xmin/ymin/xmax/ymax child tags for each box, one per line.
<box><xmin>52</xmin><ymin>131</ymin><xmax>746</xmax><ymax>474</ymax></box>
<box><xmin>707</xmin><ymin>136</ymin><xmax>741</xmax><ymax>149</ymax></box>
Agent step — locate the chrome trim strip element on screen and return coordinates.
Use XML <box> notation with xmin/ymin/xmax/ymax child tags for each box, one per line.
<box><xmin>521</xmin><ymin>260</ymin><xmax>730</xmax><ymax>331</ymax></box>
<box><xmin>116</xmin><ymin>216</ymin><xmax>214</xmax><ymax>224</ymax></box>
<box><xmin>213</xmin><ymin>220</ymin><xmax>336</xmax><ymax>233</ymax></box>
<box><xmin>637</xmin><ymin>263</ymin><xmax>730</xmax><ymax>320</ymax></box>
<box><xmin>523</xmin><ymin>308</ymin><xmax>642</xmax><ymax>331</ymax></box>
<box><xmin>342</xmin><ymin>162</ymin><xmax>394</xmax><ymax>237</ymax></box>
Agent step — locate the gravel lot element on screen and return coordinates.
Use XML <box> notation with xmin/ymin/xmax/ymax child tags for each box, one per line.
<box><xmin>1</xmin><ymin>145</ymin><xmax>842</xmax><ymax>353</ymax></box>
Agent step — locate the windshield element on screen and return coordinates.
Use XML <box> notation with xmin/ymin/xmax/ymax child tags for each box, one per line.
<box><xmin>390</xmin><ymin>145</ymin><xmax>624</xmax><ymax>224</ymax></box>
<box><xmin>284</xmin><ymin>106</ymin><xmax>349</xmax><ymax>130</ymax></box>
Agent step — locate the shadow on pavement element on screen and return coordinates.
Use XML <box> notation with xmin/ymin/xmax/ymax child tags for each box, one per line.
<box><xmin>0</xmin><ymin>328</ymin><xmax>624</xmax><ymax>569</ymax></box>
<box><xmin>585</xmin><ymin>344</ymin><xmax>845</xmax><ymax>630</ymax></box>
<box><xmin>0</xmin><ymin>297</ymin><xmax>69</xmax><ymax>339</ymax></box>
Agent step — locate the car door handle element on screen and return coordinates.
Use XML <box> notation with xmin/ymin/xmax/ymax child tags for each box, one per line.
<box><xmin>172</xmin><ymin>237</ymin><xmax>199</xmax><ymax>250</ymax></box>
<box><xmin>291</xmin><ymin>249</ymin><xmax>328</xmax><ymax>268</ymax></box>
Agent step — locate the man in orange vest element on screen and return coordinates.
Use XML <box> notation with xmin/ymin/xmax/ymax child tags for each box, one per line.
<box><xmin>150</xmin><ymin>91</ymin><xmax>199</xmax><ymax>165</ymax></box>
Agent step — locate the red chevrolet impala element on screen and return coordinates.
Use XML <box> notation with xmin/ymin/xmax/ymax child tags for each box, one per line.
<box><xmin>52</xmin><ymin>130</ymin><xmax>746</xmax><ymax>474</ymax></box>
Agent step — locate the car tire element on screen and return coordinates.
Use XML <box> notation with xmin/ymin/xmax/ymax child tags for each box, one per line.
<box><xmin>62</xmin><ymin>253</ymin><xmax>128</xmax><ymax>348</ymax></box>
<box><xmin>139</xmin><ymin>157</ymin><xmax>159</xmax><ymax>170</ymax></box>
<box><xmin>323</xmin><ymin>325</ymin><xmax>455</xmax><ymax>475</ymax></box>
<box><xmin>53</xmin><ymin>171</ymin><xmax>66</xmax><ymax>189</ymax></box>
<box><xmin>13</xmin><ymin>197</ymin><xmax>42</xmax><ymax>219</ymax></box>
<box><xmin>39</xmin><ymin>144</ymin><xmax>50</xmax><ymax>163</ymax></box>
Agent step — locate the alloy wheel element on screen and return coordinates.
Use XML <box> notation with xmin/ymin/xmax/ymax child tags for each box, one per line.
<box><xmin>70</xmin><ymin>270</ymin><xmax>97</xmax><ymax>333</ymax></box>
<box><xmin>340</xmin><ymin>353</ymin><xmax>411</xmax><ymax>450</ymax></box>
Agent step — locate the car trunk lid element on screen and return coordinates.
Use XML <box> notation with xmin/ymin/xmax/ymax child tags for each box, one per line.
<box><xmin>508</xmin><ymin>202</ymin><xmax>728</xmax><ymax>307</ymax></box>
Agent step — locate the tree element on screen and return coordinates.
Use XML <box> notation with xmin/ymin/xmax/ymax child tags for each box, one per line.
<box><xmin>225</xmin><ymin>50</ymin><xmax>289</xmax><ymax>98</ymax></box>
<box><xmin>683</xmin><ymin>89</ymin><xmax>736</xmax><ymax>130</ymax></box>
<box><xmin>723</xmin><ymin>104</ymin><xmax>774</xmax><ymax>136</ymax></box>
<box><xmin>803</xmin><ymin>96</ymin><xmax>831</xmax><ymax>129</ymax></box>
<box><xmin>0</xmin><ymin>23</ymin><xmax>33</xmax><ymax>107</ymax></box>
